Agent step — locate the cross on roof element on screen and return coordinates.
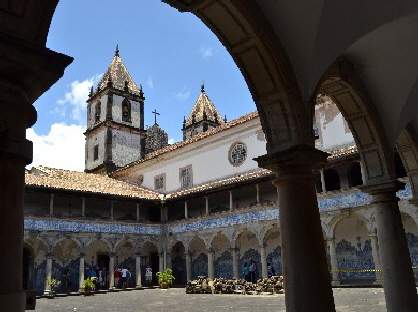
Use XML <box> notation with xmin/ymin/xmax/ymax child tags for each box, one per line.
<box><xmin>152</xmin><ymin>109</ymin><xmax>160</xmax><ymax>125</ymax></box>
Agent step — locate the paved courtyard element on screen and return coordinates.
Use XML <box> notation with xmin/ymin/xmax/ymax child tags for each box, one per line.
<box><xmin>33</xmin><ymin>287</ymin><xmax>389</xmax><ymax>312</ymax></box>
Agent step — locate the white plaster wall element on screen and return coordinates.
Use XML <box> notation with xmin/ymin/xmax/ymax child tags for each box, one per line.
<box><xmin>111</xmin><ymin>129</ymin><xmax>142</xmax><ymax>168</ymax></box>
<box><xmin>124</xmin><ymin>118</ymin><xmax>266</xmax><ymax>192</ymax></box>
<box><xmin>112</xmin><ymin>94</ymin><xmax>141</xmax><ymax>128</ymax></box>
<box><xmin>315</xmin><ymin>102</ymin><xmax>355</xmax><ymax>151</ymax></box>
<box><xmin>85</xmin><ymin>130</ymin><xmax>106</xmax><ymax>171</ymax></box>
<box><xmin>334</xmin><ymin>216</ymin><xmax>369</xmax><ymax>245</ymax></box>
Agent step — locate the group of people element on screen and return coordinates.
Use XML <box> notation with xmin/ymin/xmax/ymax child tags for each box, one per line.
<box><xmin>242</xmin><ymin>260</ymin><xmax>276</xmax><ymax>283</ymax></box>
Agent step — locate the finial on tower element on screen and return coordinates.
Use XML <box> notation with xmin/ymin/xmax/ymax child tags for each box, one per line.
<box><xmin>89</xmin><ymin>86</ymin><xmax>94</xmax><ymax>97</ymax></box>
<box><xmin>201</xmin><ymin>81</ymin><xmax>205</xmax><ymax>93</ymax></box>
<box><xmin>115</xmin><ymin>44</ymin><xmax>119</xmax><ymax>57</ymax></box>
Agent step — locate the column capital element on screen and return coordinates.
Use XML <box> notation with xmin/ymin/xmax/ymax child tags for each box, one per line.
<box><xmin>109</xmin><ymin>252</ymin><xmax>116</xmax><ymax>257</ymax></box>
<box><xmin>326</xmin><ymin>237</ymin><xmax>336</xmax><ymax>243</ymax></box>
<box><xmin>254</xmin><ymin>144</ymin><xmax>329</xmax><ymax>178</ymax></box>
<box><xmin>359</xmin><ymin>180</ymin><xmax>403</xmax><ymax>203</ymax></box>
<box><xmin>368</xmin><ymin>232</ymin><xmax>378</xmax><ymax>238</ymax></box>
<box><xmin>80</xmin><ymin>253</ymin><xmax>86</xmax><ymax>258</ymax></box>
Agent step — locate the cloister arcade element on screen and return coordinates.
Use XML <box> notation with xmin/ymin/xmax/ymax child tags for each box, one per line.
<box><xmin>4</xmin><ymin>0</ymin><xmax>418</xmax><ymax>311</ymax></box>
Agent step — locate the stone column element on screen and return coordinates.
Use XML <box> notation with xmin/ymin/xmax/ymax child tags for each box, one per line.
<box><xmin>79</xmin><ymin>254</ymin><xmax>85</xmax><ymax>291</ymax></box>
<box><xmin>320</xmin><ymin>169</ymin><xmax>326</xmax><ymax>193</ymax></box>
<box><xmin>255</xmin><ymin>183</ymin><xmax>261</xmax><ymax>205</ymax></box>
<box><xmin>81</xmin><ymin>197</ymin><xmax>85</xmax><ymax>217</ymax></box>
<box><xmin>359</xmin><ymin>160</ymin><xmax>367</xmax><ymax>185</ymax></box>
<box><xmin>369</xmin><ymin>233</ymin><xmax>383</xmax><ymax>285</ymax></box>
<box><xmin>205</xmin><ymin>197</ymin><xmax>209</xmax><ymax>215</ymax></box>
<box><xmin>109</xmin><ymin>253</ymin><xmax>115</xmax><ymax>289</ymax></box>
<box><xmin>136</xmin><ymin>203</ymin><xmax>140</xmax><ymax>221</ymax></box>
<box><xmin>185</xmin><ymin>252</ymin><xmax>192</xmax><ymax>281</ymax></box>
<box><xmin>360</xmin><ymin>181</ymin><xmax>418</xmax><ymax>312</ymax></box>
<box><xmin>0</xmin><ymin>36</ymin><xmax>71</xmax><ymax>311</ymax></box>
<box><xmin>159</xmin><ymin>253</ymin><xmax>164</xmax><ymax>272</ymax></box>
<box><xmin>110</xmin><ymin>201</ymin><xmax>114</xmax><ymax>219</ymax></box>
<box><xmin>166</xmin><ymin>253</ymin><xmax>172</xmax><ymax>270</ymax></box>
<box><xmin>256</xmin><ymin>145</ymin><xmax>336</xmax><ymax>311</ymax></box>
<box><xmin>260</xmin><ymin>245</ymin><xmax>268</xmax><ymax>279</ymax></box>
<box><xmin>135</xmin><ymin>253</ymin><xmax>142</xmax><ymax>288</ymax></box>
<box><xmin>207</xmin><ymin>250</ymin><xmax>214</xmax><ymax>279</ymax></box>
<box><xmin>184</xmin><ymin>201</ymin><xmax>188</xmax><ymax>219</ymax></box>
<box><xmin>231</xmin><ymin>248</ymin><xmax>239</xmax><ymax>278</ymax></box>
<box><xmin>44</xmin><ymin>255</ymin><xmax>53</xmax><ymax>295</ymax></box>
<box><xmin>327</xmin><ymin>238</ymin><xmax>340</xmax><ymax>286</ymax></box>
<box><xmin>229</xmin><ymin>191</ymin><xmax>233</xmax><ymax>210</ymax></box>
<box><xmin>49</xmin><ymin>194</ymin><xmax>54</xmax><ymax>215</ymax></box>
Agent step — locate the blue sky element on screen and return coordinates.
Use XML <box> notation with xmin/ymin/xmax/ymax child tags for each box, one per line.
<box><xmin>28</xmin><ymin>0</ymin><xmax>255</xmax><ymax>171</ymax></box>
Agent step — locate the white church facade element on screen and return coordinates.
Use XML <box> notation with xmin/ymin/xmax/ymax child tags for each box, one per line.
<box><xmin>23</xmin><ymin>49</ymin><xmax>418</xmax><ymax>295</ymax></box>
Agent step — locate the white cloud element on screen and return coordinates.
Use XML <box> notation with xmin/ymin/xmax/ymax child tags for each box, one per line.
<box><xmin>168</xmin><ymin>138</ymin><xmax>176</xmax><ymax>145</ymax></box>
<box><xmin>146</xmin><ymin>76</ymin><xmax>154</xmax><ymax>90</ymax></box>
<box><xmin>200</xmin><ymin>44</ymin><xmax>213</xmax><ymax>59</ymax></box>
<box><xmin>26</xmin><ymin>123</ymin><xmax>86</xmax><ymax>172</ymax></box>
<box><xmin>56</xmin><ymin>74</ymin><xmax>102</xmax><ymax>124</ymax></box>
<box><xmin>172</xmin><ymin>91</ymin><xmax>190</xmax><ymax>101</ymax></box>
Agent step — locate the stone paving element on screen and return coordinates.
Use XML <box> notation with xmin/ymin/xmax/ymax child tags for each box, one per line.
<box><xmin>34</xmin><ymin>287</ymin><xmax>389</xmax><ymax>312</ymax></box>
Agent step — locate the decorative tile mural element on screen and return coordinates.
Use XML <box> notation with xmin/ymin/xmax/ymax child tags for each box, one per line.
<box><xmin>238</xmin><ymin>248</ymin><xmax>261</xmax><ymax>281</ymax></box>
<box><xmin>24</xmin><ymin>218</ymin><xmax>161</xmax><ymax>235</ymax></box>
<box><xmin>267</xmin><ymin>246</ymin><xmax>282</xmax><ymax>276</ymax></box>
<box><xmin>214</xmin><ymin>251</ymin><xmax>233</xmax><ymax>279</ymax></box>
<box><xmin>336</xmin><ymin>239</ymin><xmax>376</xmax><ymax>281</ymax></box>
<box><xmin>172</xmin><ymin>256</ymin><xmax>187</xmax><ymax>285</ymax></box>
<box><xmin>406</xmin><ymin>232</ymin><xmax>418</xmax><ymax>278</ymax></box>
<box><xmin>191</xmin><ymin>252</ymin><xmax>208</xmax><ymax>279</ymax></box>
<box><xmin>168</xmin><ymin>208</ymin><xmax>279</xmax><ymax>234</ymax></box>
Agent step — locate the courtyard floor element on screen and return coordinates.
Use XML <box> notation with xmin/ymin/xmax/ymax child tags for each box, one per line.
<box><xmin>33</xmin><ymin>287</ymin><xmax>390</xmax><ymax>312</ymax></box>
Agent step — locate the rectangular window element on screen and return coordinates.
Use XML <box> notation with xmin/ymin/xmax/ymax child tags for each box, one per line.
<box><xmin>313</xmin><ymin>118</ymin><xmax>319</xmax><ymax>140</ymax></box>
<box><xmin>94</xmin><ymin>145</ymin><xmax>99</xmax><ymax>161</ymax></box>
<box><xmin>180</xmin><ymin>165</ymin><xmax>192</xmax><ymax>189</ymax></box>
<box><xmin>155</xmin><ymin>174</ymin><xmax>165</xmax><ymax>190</ymax></box>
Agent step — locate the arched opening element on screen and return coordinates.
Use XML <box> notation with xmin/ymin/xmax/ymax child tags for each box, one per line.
<box><xmin>347</xmin><ymin>162</ymin><xmax>363</xmax><ymax>188</ymax></box>
<box><xmin>401</xmin><ymin>213</ymin><xmax>418</xmax><ymax>280</ymax></box>
<box><xmin>263</xmin><ymin>227</ymin><xmax>282</xmax><ymax>276</ymax></box>
<box><xmin>95</xmin><ymin>101</ymin><xmax>101</xmax><ymax>123</ymax></box>
<box><xmin>235</xmin><ymin>230</ymin><xmax>260</xmax><ymax>281</ymax></box>
<box><xmin>140</xmin><ymin>241</ymin><xmax>159</xmax><ymax>285</ymax></box>
<box><xmin>52</xmin><ymin>239</ymin><xmax>81</xmax><ymax>292</ymax></box>
<box><xmin>212</xmin><ymin>233</ymin><xmax>232</xmax><ymax>279</ymax></box>
<box><xmin>189</xmin><ymin>237</ymin><xmax>207</xmax><ymax>279</ymax></box>
<box><xmin>324</xmin><ymin>169</ymin><xmax>341</xmax><ymax>191</ymax></box>
<box><xmin>334</xmin><ymin>216</ymin><xmax>374</xmax><ymax>285</ymax></box>
<box><xmin>122</xmin><ymin>99</ymin><xmax>131</xmax><ymax>123</ymax></box>
<box><xmin>171</xmin><ymin>241</ymin><xmax>186</xmax><ymax>285</ymax></box>
<box><xmin>115</xmin><ymin>241</ymin><xmax>136</xmax><ymax>288</ymax></box>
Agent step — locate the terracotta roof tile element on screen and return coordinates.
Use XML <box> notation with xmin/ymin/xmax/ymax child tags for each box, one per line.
<box><xmin>26</xmin><ymin>166</ymin><xmax>161</xmax><ymax>200</ymax></box>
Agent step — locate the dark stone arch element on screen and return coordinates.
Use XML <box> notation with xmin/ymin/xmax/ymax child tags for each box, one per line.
<box><xmin>314</xmin><ymin>58</ymin><xmax>394</xmax><ymax>185</ymax></box>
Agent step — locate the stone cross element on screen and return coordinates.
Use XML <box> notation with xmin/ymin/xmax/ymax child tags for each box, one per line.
<box><xmin>152</xmin><ymin>109</ymin><xmax>160</xmax><ymax>125</ymax></box>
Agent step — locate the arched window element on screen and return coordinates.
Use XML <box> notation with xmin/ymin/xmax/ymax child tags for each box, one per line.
<box><xmin>95</xmin><ymin>102</ymin><xmax>101</xmax><ymax>122</ymax></box>
<box><xmin>122</xmin><ymin>99</ymin><xmax>131</xmax><ymax>122</ymax></box>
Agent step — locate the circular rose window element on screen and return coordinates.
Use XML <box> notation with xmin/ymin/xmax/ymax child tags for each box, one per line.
<box><xmin>229</xmin><ymin>142</ymin><xmax>247</xmax><ymax>166</ymax></box>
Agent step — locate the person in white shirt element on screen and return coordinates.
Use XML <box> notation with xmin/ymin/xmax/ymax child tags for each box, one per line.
<box><xmin>121</xmin><ymin>266</ymin><xmax>128</xmax><ymax>289</ymax></box>
<box><xmin>145</xmin><ymin>265</ymin><xmax>153</xmax><ymax>285</ymax></box>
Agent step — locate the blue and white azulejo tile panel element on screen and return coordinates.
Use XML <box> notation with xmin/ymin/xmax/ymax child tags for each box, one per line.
<box><xmin>168</xmin><ymin>208</ymin><xmax>279</xmax><ymax>234</ymax></box>
<box><xmin>24</xmin><ymin>218</ymin><xmax>161</xmax><ymax>235</ymax></box>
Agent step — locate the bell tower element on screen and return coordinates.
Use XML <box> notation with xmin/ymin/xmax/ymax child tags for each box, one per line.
<box><xmin>85</xmin><ymin>45</ymin><xmax>146</xmax><ymax>174</ymax></box>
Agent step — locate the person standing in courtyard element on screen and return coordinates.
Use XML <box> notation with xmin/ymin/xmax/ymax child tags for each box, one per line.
<box><xmin>145</xmin><ymin>265</ymin><xmax>153</xmax><ymax>286</ymax></box>
<box><xmin>114</xmin><ymin>268</ymin><xmax>120</xmax><ymax>288</ymax></box>
<box><xmin>243</xmin><ymin>262</ymin><xmax>250</xmax><ymax>282</ymax></box>
<box><xmin>249</xmin><ymin>260</ymin><xmax>256</xmax><ymax>283</ymax></box>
